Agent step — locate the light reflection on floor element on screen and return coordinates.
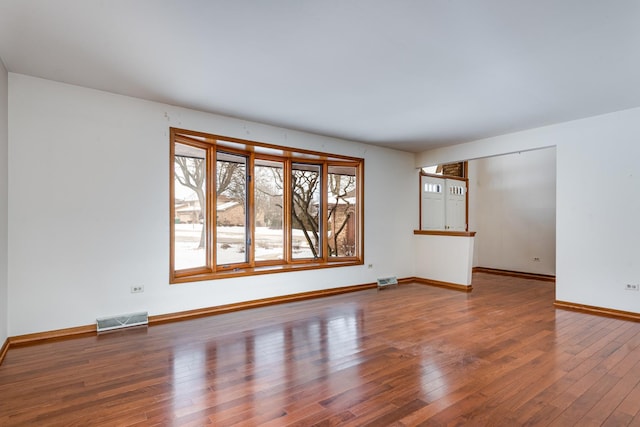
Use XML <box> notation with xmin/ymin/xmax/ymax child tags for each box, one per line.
<box><xmin>169</xmin><ymin>304</ymin><xmax>367</xmax><ymax>419</ymax></box>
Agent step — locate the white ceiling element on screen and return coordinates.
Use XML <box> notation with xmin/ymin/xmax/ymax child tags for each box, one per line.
<box><xmin>1</xmin><ymin>1</ymin><xmax>640</xmax><ymax>153</ymax></box>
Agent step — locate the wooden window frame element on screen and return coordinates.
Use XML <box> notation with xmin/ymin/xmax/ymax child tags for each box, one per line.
<box><xmin>170</xmin><ymin>128</ymin><xmax>364</xmax><ymax>283</ymax></box>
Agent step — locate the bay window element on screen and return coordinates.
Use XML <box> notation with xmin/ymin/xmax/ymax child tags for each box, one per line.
<box><xmin>170</xmin><ymin>128</ymin><xmax>364</xmax><ymax>283</ymax></box>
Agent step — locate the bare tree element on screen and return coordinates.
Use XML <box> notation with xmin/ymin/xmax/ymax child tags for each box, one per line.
<box><xmin>256</xmin><ymin>166</ymin><xmax>355</xmax><ymax>257</ymax></box>
<box><xmin>175</xmin><ymin>155</ymin><xmax>242</xmax><ymax>248</ymax></box>
<box><xmin>327</xmin><ymin>174</ymin><xmax>356</xmax><ymax>256</ymax></box>
<box><xmin>217</xmin><ymin>160</ymin><xmax>245</xmax><ymax>207</ymax></box>
<box><xmin>176</xmin><ymin>155</ymin><xmax>355</xmax><ymax>257</ymax></box>
<box><xmin>291</xmin><ymin>169</ymin><xmax>321</xmax><ymax>257</ymax></box>
<box><xmin>254</xmin><ymin>166</ymin><xmax>284</xmax><ymax>228</ymax></box>
<box><xmin>175</xmin><ymin>156</ymin><xmax>206</xmax><ymax>248</ymax></box>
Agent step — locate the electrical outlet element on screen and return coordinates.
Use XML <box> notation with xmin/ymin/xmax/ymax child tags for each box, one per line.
<box><xmin>131</xmin><ymin>285</ymin><xmax>144</xmax><ymax>293</ymax></box>
<box><xmin>533</xmin><ymin>257</ymin><xmax>540</xmax><ymax>262</ymax></box>
<box><xmin>625</xmin><ymin>284</ymin><xmax>639</xmax><ymax>291</ymax></box>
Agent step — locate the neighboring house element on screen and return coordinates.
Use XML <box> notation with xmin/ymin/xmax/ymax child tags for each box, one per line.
<box><xmin>174</xmin><ymin>193</ymin><xmax>201</xmax><ymax>224</ymax></box>
<box><xmin>174</xmin><ymin>195</ymin><xmax>250</xmax><ymax>227</ymax></box>
<box><xmin>216</xmin><ymin>198</ymin><xmax>245</xmax><ymax>226</ymax></box>
<box><xmin>326</xmin><ymin>196</ymin><xmax>356</xmax><ymax>256</ymax></box>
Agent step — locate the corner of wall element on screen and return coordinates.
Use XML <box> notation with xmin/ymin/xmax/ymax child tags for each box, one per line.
<box><xmin>0</xmin><ymin>57</ymin><xmax>9</xmax><ymax>348</ymax></box>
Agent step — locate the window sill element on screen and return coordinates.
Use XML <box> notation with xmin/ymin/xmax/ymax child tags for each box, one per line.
<box><xmin>171</xmin><ymin>260</ymin><xmax>363</xmax><ymax>284</ymax></box>
<box><xmin>413</xmin><ymin>230</ymin><xmax>476</xmax><ymax>237</ymax></box>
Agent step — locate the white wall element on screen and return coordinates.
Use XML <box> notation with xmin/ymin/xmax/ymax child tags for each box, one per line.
<box><xmin>555</xmin><ymin>110</ymin><xmax>640</xmax><ymax>313</ymax></box>
<box><xmin>0</xmin><ymin>59</ymin><xmax>8</xmax><ymax>345</ymax></box>
<box><xmin>414</xmin><ymin>235</ymin><xmax>474</xmax><ymax>286</ymax></box>
<box><xmin>8</xmin><ymin>74</ymin><xmax>417</xmax><ymax>336</ymax></box>
<box><xmin>415</xmin><ymin>131</ymin><xmax>554</xmax><ymax>169</ymax></box>
<box><xmin>469</xmin><ymin>148</ymin><xmax>556</xmax><ymax>275</ymax></box>
<box><xmin>417</xmin><ymin>107</ymin><xmax>640</xmax><ymax>314</ymax></box>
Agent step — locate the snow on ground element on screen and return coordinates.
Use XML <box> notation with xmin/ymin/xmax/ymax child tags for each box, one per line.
<box><xmin>174</xmin><ymin>225</ymin><xmax>315</xmax><ymax>269</ymax></box>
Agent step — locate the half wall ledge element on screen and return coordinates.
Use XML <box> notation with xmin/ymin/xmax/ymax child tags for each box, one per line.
<box><xmin>414</xmin><ymin>230</ymin><xmax>476</xmax><ymax>287</ymax></box>
<box><xmin>413</xmin><ymin>230</ymin><xmax>476</xmax><ymax>237</ymax></box>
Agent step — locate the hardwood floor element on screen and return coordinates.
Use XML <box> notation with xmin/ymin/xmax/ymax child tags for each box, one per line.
<box><xmin>1</xmin><ymin>272</ymin><xmax>639</xmax><ymax>426</ymax></box>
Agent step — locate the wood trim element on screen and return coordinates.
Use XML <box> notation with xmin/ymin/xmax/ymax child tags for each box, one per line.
<box><xmin>207</xmin><ymin>144</ymin><xmax>215</xmax><ymax>270</ymax></box>
<box><xmin>413</xmin><ymin>277</ymin><xmax>473</xmax><ymax>292</ymax></box>
<box><xmin>0</xmin><ymin>338</ymin><xmax>9</xmax><ymax>365</ymax></box>
<box><xmin>418</xmin><ymin>171</ymin><xmax>423</xmax><ymax>230</ymax></box>
<box><xmin>170</xmin><ymin>131</ymin><xmax>216</xmax><ymax>282</ymax></box>
<box><xmin>284</xmin><ymin>159</ymin><xmax>292</xmax><ymax>263</ymax></box>
<box><xmin>172</xmin><ymin>127</ymin><xmax>363</xmax><ymax>163</ymax></box>
<box><xmin>359</xmin><ymin>158</ymin><xmax>365</xmax><ymax>263</ymax></box>
<box><xmin>555</xmin><ymin>300</ymin><xmax>640</xmax><ymax>322</ymax></box>
<box><xmin>465</xmin><ymin>162</ymin><xmax>469</xmax><ymax>232</ymax></box>
<box><xmin>248</xmin><ymin>152</ymin><xmax>256</xmax><ymax>266</ymax></box>
<box><xmin>171</xmin><ymin>260</ymin><xmax>364</xmax><ymax>283</ymax></box>
<box><xmin>0</xmin><ymin>278</ymin><xmax>420</xmax><ymax>365</ymax></box>
<box><xmin>321</xmin><ymin>161</ymin><xmax>329</xmax><ymax>262</ymax></box>
<box><xmin>8</xmin><ymin>324</ymin><xmax>96</xmax><ymax>348</ymax></box>
<box><xmin>163</xmin><ymin>276</ymin><xmax>411</xmax><ymax>323</ymax></box>
<box><xmin>420</xmin><ymin>171</ymin><xmax>470</xmax><ymax>181</ymax></box>
<box><xmin>413</xmin><ymin>230</ymin><xmax>476</xmax><ymax>237</ymax></box>
<box><xmin>169</xmin><ymin>127</ymin><xmax>177</xmax><ymax>282</ymax></box>
<box><xmin>149</xmin><ymin>281</ymin><xmax>386</xmax><ymax>325</ymax></box>
<box><xmin>473</xmin><ymin>267</ymin><xmax>556</xmax><ymax>282</ymax></box>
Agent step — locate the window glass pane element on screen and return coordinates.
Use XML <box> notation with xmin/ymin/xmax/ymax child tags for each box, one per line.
<box><xmin>216</xmin><ymin>151</ymin><xmax>247</xmax><ymax>266</ymax></box>
<box><xmin>174</xmin><ymin>143</ymin><xmax>207</xmax><ymax>270</ymax></box>
<box><xmin>254</xmin><ymin>159</ymin><xmax>284</xmax><ymax>261</ymax></box>
<box><xmin>327</xmin><ymin>166</ymin><xmax>358</xmax><ymax>257</ymax></box>
<box><xmin>291</xmin><ymin>163</ymin><xmax>321</xmax><ymax>259</ymax></box>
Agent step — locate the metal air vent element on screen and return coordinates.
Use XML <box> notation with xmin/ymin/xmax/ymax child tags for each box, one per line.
<box><xmin>377</xmin><ymin>276</ymin><xmax>398</xmax><ymax>290</ymax></box>
<box><xmin>96</xmin><ymin>311</ymin><xmax>148</xmax><ymax>333</ymax></box>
